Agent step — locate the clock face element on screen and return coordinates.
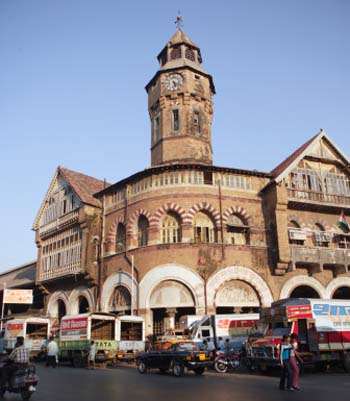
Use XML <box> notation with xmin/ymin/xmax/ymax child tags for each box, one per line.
<box><xmin>164</xmin><ymin>73</ymin><xmax>184</xmax><ymax>91</ymax></box>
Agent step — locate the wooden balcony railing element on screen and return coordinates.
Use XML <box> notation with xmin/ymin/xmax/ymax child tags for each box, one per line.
<box><xmin>287</xmin><ymin>188</ymin><xmax>350</xmax><ymax>207</ymax></box>
<box><xmin>39</xmin><ymin>210</ymin><xmax>79</xmax><ymax>236</ymax></box>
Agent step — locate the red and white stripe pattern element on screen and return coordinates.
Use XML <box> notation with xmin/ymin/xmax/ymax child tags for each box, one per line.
<box><xmin>222</xmin><ymin>206</ymin><xmax>252</xmax><ymax>226</ymax></box>
<box><xmin>106</xmin><ymin>216</ymin><xmax>125</xmax><ymax>243</ymax></box>
<box><xmin>151</xmin><ymin>203</ymin><xmax>187</xmax><ymax>227</ymax></box>
<box><xmin>186</xmin><ymin>202</ymin><xmax>221</xmax><ymax>227</ymax></box>
<box><xmin>127</xmin><ymin>209</ymin><xmax>152</xmax><ymax>238</ymax></box>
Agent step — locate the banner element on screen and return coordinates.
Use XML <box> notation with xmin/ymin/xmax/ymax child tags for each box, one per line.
<box><xmin>3</xmin><ymin>289</ymin><xmax>33</xmax><ymax>304</ymax></box>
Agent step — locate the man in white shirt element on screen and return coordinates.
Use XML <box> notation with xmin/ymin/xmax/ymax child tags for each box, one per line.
<box><xmin>46</xmin><ymin>336</ymin><xmax>58</xmax><ymax>368</ymax></box>
<box><xmin>88</xmin><ymin>341</ymin><xmax>96</xmax><ymax>369</ymax></box>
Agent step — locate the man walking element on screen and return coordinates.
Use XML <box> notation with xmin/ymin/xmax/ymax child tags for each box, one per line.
<box><xmin>46</xmin><ymin>336</ymin><xmax>58</xmax><ymax>368</ymax></box>
<box><xmin>279</xmin><ymin>334</ymin><xmax>293</xmax><ymax>391</ymax></box>
<box><xmin>88</xmin><ymin>341</ymin><xmax>96</xmax><ymax>369</ymax></box>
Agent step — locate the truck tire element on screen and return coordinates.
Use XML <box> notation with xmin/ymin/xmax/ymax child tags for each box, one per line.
<box><xmin>344</xmin><ymin>352</ymin><xmax>350</xmax><ymax>373</ymax></box>
<box><xmin>172</xmin><ymin>360</ymin><xmax>184</xmax><ymax>377</ymax></box>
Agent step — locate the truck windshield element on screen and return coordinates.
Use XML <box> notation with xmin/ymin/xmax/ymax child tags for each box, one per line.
<box><xmin>120</xmin><ymin>322</ymin><xmax>143</xmax><ymax>341</ymax></box>
<box><xmin>91</xmin><ymin>319</ymin><xmax>115</xmax><ymax>340</ymax></box>
<box><xmin>266</xmin><ymin>322</ymin><xmax>292</xmax><ymax>337</ymax></box>
<box><xmin>26</xmin><ymin>323</ymin><xmax>48</xmax><ymax>339</ymax></box>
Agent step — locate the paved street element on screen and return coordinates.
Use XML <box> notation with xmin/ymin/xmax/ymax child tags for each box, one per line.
<box><xmin>3</xmin><ymin>364</ymin><xmax>349</xmax><ymax>401</ymax></box>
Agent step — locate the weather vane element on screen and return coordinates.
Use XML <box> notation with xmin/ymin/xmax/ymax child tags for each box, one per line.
<box><xmin>175</xmin><ymin>11</ymin><xmax>183</xmax><ymax>30</ymax></box>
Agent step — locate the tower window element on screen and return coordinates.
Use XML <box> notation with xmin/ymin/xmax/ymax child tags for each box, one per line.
<box><xmin>172</xmin><ymin>109</ymin><xmax>179</xmax><ymax>131</ymax></box>
<box><xmin>194</xmin><ymin>112</ymin><xmax>201</xmax><ymax>134</ymax></box>
<box><xmin>185</xmin><ymin>47</ymin><xmax>195</xmax><ymax>62</ymax></box>
<box><xmin>170</xmin><ymin>46</ymin><xmax>181</xmax><ymax>60</ymax></box>
<box><xmin>154</xmin><ymin>116</ymin><xmax>160</xmax><ymax>142</ymax></box>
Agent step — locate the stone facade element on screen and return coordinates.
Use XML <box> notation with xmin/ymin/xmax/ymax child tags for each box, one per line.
<box><xmin>30</xmin><ymin>29</ymin><xmax>350</xmax><ymax>336</ymax></box>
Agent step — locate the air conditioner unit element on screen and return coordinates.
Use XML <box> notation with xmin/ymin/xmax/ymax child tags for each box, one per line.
<box><xmin>288</xmin><ymin>229</ymin><xmax>306</xmax><ymax>241</ymax></box>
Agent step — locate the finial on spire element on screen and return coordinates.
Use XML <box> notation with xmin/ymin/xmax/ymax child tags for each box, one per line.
<box><xmin>175</xmin><ymin>11</ymin><xmax>183</xmax><ymax>30</ymax></box>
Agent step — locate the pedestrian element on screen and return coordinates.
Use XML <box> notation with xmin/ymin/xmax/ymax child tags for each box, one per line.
<box><xmin>88</xmin><ymin>340</ymin><xmax>96</xmax><ymax>369</ymax></box>
<box><xmin>206</xmin><ymin>338</ymin><xmax>215</xmax><ymax>352</ymax></box>
<box><xmin>46</xmin><ymin>336</ymin><xmax>58</xmax><ymax>368</ymax></box>
<box><xmin>217</xmin><ymin>336</ymin><xmax>225</xmax><ymax>351</ymax></box>
<box><xmin>279</xmin><ymin>334</ymin><xmax>293</xmax><ymax>391</ymax></box>
<box><xmin>290</xmin><ymin>334</ymin><xmax>302</xmax><ymax>391</ymax></box>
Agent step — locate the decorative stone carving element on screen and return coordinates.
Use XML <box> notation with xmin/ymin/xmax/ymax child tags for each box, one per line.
<box><xmin>216</xmin><ymin>280</ymin><xmax>260</xmax><ymax>307</ymax></box>
<box><xmin>150</xmin><ymin>280</ymin><xmax>195</xmax><ymax>308</ymax></box>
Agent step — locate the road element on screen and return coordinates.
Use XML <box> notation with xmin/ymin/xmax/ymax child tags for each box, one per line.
<box><xmin>4</xmin><ymin>364</ymin><xmax>350</xmax><ymax>401</ymax></box>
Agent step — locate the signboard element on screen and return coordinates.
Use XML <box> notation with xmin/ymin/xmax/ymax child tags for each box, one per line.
<box><xmin>286</xmin><ymin>304</ymin><xmax>313</xmax><ymax>320</ymax></box>
<box><xmin>6</xmin><ymin>322</ymin><xmax>24</xmax><ymax>338</ymax></box>
<box><xmin>3</xmin><ymin>289</ymin><xmax>33</xmax><ymax>304</ymax></box>
<box><xmin>310</xmin><ymin>300</ymin><xmax>350</xmax><ymax>332</ymax></box>
<box><xmin>60</xmin><ymin>317</ymin><xmax>88</xmax><ymax>340</ymax></box>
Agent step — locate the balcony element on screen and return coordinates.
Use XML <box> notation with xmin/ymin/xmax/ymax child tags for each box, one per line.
<box><xmin>39</xmin><ymin>262</ymin><xmax>83</xmax><ymax>282</ymax></box>
<box><xmin>290</xmin><ymin>246</ymin><xmax>350</xmax><ymax>275</ymax></box>
<box><xmin>287</xmin><ymin>188</ymin><xmax>350</xmax><ymax>211</ymax></box>
<box><xmin>39</xmin><ymin>210</ymin><xmax>79</xmax><ymax>237</ymax></box>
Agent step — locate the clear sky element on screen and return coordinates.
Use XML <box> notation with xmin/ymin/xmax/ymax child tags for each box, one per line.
<box><xmin>0</xmin><ymin>0</ymin><xmax>349</xmax><ymax>271</ymax></box>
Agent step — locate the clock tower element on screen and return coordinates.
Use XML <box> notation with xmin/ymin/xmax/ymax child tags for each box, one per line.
<box><xmin>146</xmin><ymin>29</ymin><xmax>215</xmax><ymax>166</ymax></box>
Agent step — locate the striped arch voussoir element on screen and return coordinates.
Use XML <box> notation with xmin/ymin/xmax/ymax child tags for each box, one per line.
<box><xmin>151</xmin><ymin>203</ymin><xmax>187</xmax><ymax>227</ymax></box>
<box><xmin>127</xmin><ymin>209</ymin><xmax>152</xmax><ymax>236</ymax></box>
<box><xmin>222</xmin><ymin>206</ymin><xmax>252</xmax><ymax>226</ymax></box>
<box><xmin>186</xmin><ymin>202</ymin><xmax>221</xmax><ymax>226</ymax></box>
<box><xmin>107</xmin><ymin>216</ymin><xmax>125</xmax><ymax>243</ymax></box>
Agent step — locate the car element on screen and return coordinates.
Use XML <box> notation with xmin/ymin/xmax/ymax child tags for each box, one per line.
<box><xmin>136</xmin><ymin>339</ymin><xmax>211</xmax><ymax>377</ymax></box>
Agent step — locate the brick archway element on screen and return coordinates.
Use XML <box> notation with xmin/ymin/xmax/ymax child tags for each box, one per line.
<box><xmin>280</xmin><ymin>276</ymin><xmax>326</xmax><ymax>299</ymax></box>
<box><xmin>127</xmin><ymin>209</ymin><xmax>152</xmax><ymax>238</ymax></box>
<box><xmin>151</xmin><ymin>203</ymin><xmax>187</xmax><ymax>227</ymax></box>
<box><xmin>186</xmin><ymin>202</ymin><xmax>221</xmax><ymax>227</ymax></box>
<box><xmin>222</xmin><ymin>206</ymin><xmax>252</xmax><ymax>225</ymax></box>
<box><xmin>106</xmin><ymin>216</ymin><xmax>125</xmax><ymax>244</ymax></box>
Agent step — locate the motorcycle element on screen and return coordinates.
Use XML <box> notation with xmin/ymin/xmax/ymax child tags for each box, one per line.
<box><xmin>214</xmin><ymin>350</ymin><xmax>241</xmax><ymax>373</ymax></box>
<box><xmin>0</xmin><ymin>364</ymin><xmax>39</xmax><ymax>400</ymax></box>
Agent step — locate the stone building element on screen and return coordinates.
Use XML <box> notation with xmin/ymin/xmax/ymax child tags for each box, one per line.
<box><xmin>31</xmin><ymin>29</ymin><xmax>350</xmax><ymax>336</ymax></box>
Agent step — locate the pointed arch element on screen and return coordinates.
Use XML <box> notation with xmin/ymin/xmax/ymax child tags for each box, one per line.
<box><xmin>69</xmin><ymin>287</ymin><xmax>95</xmax><ymax>315</ymax></box>
<box><xmin>186</xmin><ymin>202</ymin><xmax>221</xmax><ymax>227</ymax></box>
<box><xmin>101</xmin><ymin>271</ymin><xmax>138</xmax><ymax>313</ymax></box>
<box><xmin>46</xmin><ymin>291</ymin><xmax>69</xmax><ymax>317</ymax></box>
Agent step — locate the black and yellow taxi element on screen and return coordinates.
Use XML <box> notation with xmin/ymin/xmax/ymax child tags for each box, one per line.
<box><xmin>136</xmin><ymin>339</ymin><xmax>211</xmax><ymax>377</ymax></box>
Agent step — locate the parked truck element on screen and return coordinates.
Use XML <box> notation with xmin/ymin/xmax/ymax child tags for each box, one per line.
<box><xmin>59</xmin><ymin>313</ymin><xmax>145</xmax><ymax>366</ymax></box>
<box><xmin>4</xmin><ymin>317</ymin><xmax>50</xmax><ymax>359</ymax></box>
<box><xmin>249</xmin><ymin>298</ymin><xmax>350</xmax><ymax>372</ymax></box>
<box><xmin>59</xmin><ymin>312</ymin><xmax>118</xmax><ymax>367</ymax></box>
<box><xmin>180</xmin><ymin>314</ymin><xmax>261</xmax><ymax>348</ymax></box>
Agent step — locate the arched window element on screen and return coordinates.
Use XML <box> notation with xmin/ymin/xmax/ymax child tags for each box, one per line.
<box><xmin>78</xmin><ymin>296</ymin><xmax>89</xmax><ymax>313</ymax></box>
<box><xmin>288</xmin><ymin>220</ymin><xmax>305</xmax><ymax>245</ymax></box>
<box><xmin>226</xmin><ymin>214</ymin><xmax>249</xmax><ymax>245</ymax></box>
<box><xmin>116</xmin><ymin>223</ymin><xmax>126</xmax><ymax>252</ymax></box>
<box><xmin>109</xmin><ymin>286</ymin><xmax>131</xmax><ymax>315</ymax></box>
<box><xmin>194</xmin><ymin>212</ymin><xmax>215</xmax><ymax>243</ymax></box>
<box><xmin>313</xmin><ymin>223</ymin><xmax>329</xmax><ymax>247</ymax></box>
<box><xmin>161</xmin><ymin>212</ymin><xmax>181</xmax><ymax>243</ymax></box>
<box><xmin>138</xmin><ymin>215</ymin><xmax>149</xmax><ymax>247</ymax></box>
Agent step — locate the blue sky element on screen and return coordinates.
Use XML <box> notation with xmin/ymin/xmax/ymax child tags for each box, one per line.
<box><xmin>0</xmin><ymin>0</ymin><xmax>349</xmax><ymax>271</ymax></box>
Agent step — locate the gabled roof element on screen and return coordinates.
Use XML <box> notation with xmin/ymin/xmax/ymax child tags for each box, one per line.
<box><xmin>59</xmin><ymin>167</ymin><xmax>108</xmax><ymax>207</ymax></box>
<box><xmin>271</xmin><ymin>129</ymin><xmax>350</xmax><ymax>182</ymax></box>
<box><xmin>32</xmin><ymin>167</ymin><xmax>109</xmax><ymax>230</ymax></box>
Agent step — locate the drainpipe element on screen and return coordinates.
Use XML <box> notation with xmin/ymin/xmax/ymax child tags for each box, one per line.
<box><xmin>218</xmin><ymin>179</ymin><xmax>225</xmax><ymax>259</ymax></box>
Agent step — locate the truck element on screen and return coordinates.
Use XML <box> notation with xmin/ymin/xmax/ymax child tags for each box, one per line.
<box><xmin>4</xmin><ymin>317</ymin><xmax>50</xmax><ymax>359</ymax></box>
<box><xmin>116</xmin><ymin>315</ymin><xmax>145</xmax><ymax>361</ymax></box>
<box><xmin>180</xmin><ymin>314</ymin><xmax>261</xmax><ymax>349</ymax></box>
<box><xmin>59</xmin><ymin>313</ymin><xmax>145</xmax><ymax>366</ymax></box>
<box><xmin>249</xmin><ymin>298</ymin><xmax>350</xmax><ymax>372</ymax></box>
<box><xmin>59</xmin><ymin>312</ymin><xmax>118</xmax><ymax>367</ymax></box>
